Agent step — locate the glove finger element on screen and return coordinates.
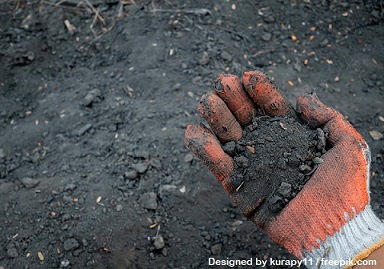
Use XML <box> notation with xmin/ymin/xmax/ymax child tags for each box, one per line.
<box><xmin>214</xmin><ymin>74</ymin><xmax>256</xmax><ymax>125</ymax></box>
<box><xmin>184</xmin><ymin>124</ymin><xmax>236</xmax><ymax>192</ymax></box>
<box><xmin>242</xmin><ymin>70</ymin><xmax>295</xmax><ymax>117</ymax></box>
<box><xmin>198</xmin><ymin>92</ymin><xmax>243</xmax><ymax>143</ymax></box>
<box><xmin>296</xmin><ymin>93</ymin><xmax>366</xmax><ymax>146</ymax></box>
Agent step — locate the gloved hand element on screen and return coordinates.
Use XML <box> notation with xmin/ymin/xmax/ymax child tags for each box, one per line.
<box><xmin>184</xmin><ymin>70</ymin><xmax>384</xmax><ymax>269</ymax></box>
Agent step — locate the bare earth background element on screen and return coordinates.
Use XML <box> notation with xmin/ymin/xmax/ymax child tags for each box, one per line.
<box><xmin>0</xmin><ymin>0</ymin><xmax>383</xmax><ymax>268</ymax></box>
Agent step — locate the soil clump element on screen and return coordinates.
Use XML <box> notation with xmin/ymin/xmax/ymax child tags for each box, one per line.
<box><xmin>227</xmin><ymin>115</ymin><xmax>328</xmax><ymax>217</ymax></box>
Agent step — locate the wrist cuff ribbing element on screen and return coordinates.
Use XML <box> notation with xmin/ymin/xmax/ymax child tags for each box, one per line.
<box><xmin>302</xmin><ymin>205</ymin><xmax>384</xmax><ymax>269</ymax></box>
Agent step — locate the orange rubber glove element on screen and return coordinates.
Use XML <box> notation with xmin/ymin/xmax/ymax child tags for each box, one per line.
<box><xmin>185</xmin><ymin>71</ymin><xmax>384</xmax><ymax>269</ymax></box>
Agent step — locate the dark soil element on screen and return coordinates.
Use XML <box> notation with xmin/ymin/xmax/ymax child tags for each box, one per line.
<box><xmin>228</xmin><ymin>116</ymin><xmax>327</xmax><ymax>219</ymax></box>
<box><xmin>0</xmin><ymin>0</ymin><xmax>383</xmax><ymax>269</ymax></box>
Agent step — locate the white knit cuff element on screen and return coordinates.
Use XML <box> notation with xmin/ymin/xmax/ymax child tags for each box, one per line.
<box><xmin>302</xmin><ymin>205</ymin><xmax>384</xmax><ymax>269</ymax></box>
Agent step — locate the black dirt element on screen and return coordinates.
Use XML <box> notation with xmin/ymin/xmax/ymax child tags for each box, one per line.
<box><xmin>227</xmin><ymin>115</ymin><xmax>328</xmax><ymax>218</ymax></box>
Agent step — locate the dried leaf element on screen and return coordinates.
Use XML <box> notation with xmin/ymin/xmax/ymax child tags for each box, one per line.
<box><xmin>288</xmin><ymin>80</ymin><xmax>294</xmax><ymax>86</ymax></box>
<box><xmin>291</xmin><ymin>34</ymin><xmax>297</xmax><ymax>41</ymax></box>
<box><xmin>246</xmin><ymin>145</ymin><xmax>255</xmax><ymax>154</ymax></box>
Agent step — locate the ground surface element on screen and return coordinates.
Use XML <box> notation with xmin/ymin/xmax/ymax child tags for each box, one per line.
<box><xmin>0</xmin><ymin>0</ymin><xmax>383</xmax><ymax>268</ymax></box>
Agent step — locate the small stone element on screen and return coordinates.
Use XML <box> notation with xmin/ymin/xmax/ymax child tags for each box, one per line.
<box><xmin>76</xmin><ymin>123</ymin><xmax>93</xmax><ymax>136</ymax></box>
<box><xmin>299</xmin><ymin>164</ymin><xmax>312</xmax><ymax>173</ymax></box>
<box><xmin>223</xmin><ymin>141</ymin><xmax>236</xmax><ymax>156</ymax></box>
<box><xmin>84</xmin><ymin>88</ymin><xmax>102</xmax><ymax>107</ymax></box>
<box><xmin>116</xmin><ymin>204</ymin><xmax>123</xmax><ymax>211</ymax></box>
<box><xmin>21</xmin><ymin>177</ymin><xmax>40</xmax><ymax>189</ymax></box>
<box><xmin>0</xmin><ymin>148</ymin><xmax>5</xmax><ymax>159</ymax></box>
<box><xmin>278</xmin><ymin>182</ymin><xmax>292</xmax><ymax>197</ymax></box>
<box><xmin>261</xmin><ymin>32</ymin><xmax>272</xmax><ymax>42</ymax></box>
<box><xmin>234</xmin><ymin>156</ymin><xmax>249</xmax><ymax>168</ymax></box>
<box><xmin>313</xmin><ymin>157</ymin><xmax>324</xmax><ymax>164</ymax></box>
<box><xmin>135</xmin><ymin>150</ymin><xmax>149</xmax><ymax>159</ymax></box>
<box><xmin>268</xmin><ymin>195</ymin><xmax>285</xmax><ymax>213</ymax></box>
<box><xmin>60</xmin><ymin>259</ymin><xmax>70</xmax><ymax>268</ymax></box>
<box><xmin>139</xmin><ymin>192</ymin><xmax>157</xmax><ymax>210</ymax></box>
<box><xmin>264</xmin><ymin>15</ymin><xmax>275</xmax><ymax>23</ymax></box>
<box><xmin>293</xmin><ymin>61</ymin><xmax>302</xmax><ymax>72</ymax></box>
<box><xmin>316</xmin><ymin>128</ymin><xmax>326</xmax><ymax>150</ymax></box>
<box><xmin>159</xmin><ymin>184</ymin><xmax>177</xmax><ymax>198</ymax></box>
<box><xmin>7</xmin><ymin>247</ymin><xmax>19</xmax><ymax>258</ymax></box>
<box><xmin>211</xmin><ymin>243</ymin><xmax>222</xmax><ymax>255</ymax></box>
<box><xmin>220</xmin><ymin>51</ymin><xmax>232</xmax><ymax>62</ymax></box>
<box><xmin>183</xmin><ymin>153</ymin><xmax>193</xmax><ymax>163</ymax></box>
<box><xmin>370</xmin><ymin>130</ymin><xmax>383</xmax><ymax>141</ymax></box>
<box><xmin>154</xmin><ymin>235</ymin><xmax>165</xmax><ymax>250</ymax></box>
<box><xmin>125</xmin><ymin>170</ymin><xmax>138</xmax><ymax>180</ymax></box>
<box><xmin>63</xmin><ymin>238</ymin><xmax>80</xmax><ymax>251</ymax></box>
<box><xmin>65</xmin><ymin>183</ymin><xmax>77</xmax><ymax>192</ymax></box>
<box><xmin>199</xmin><ymin>51</ymin><xmax>209</xmax><ymax>65</ymax></box>
<box><xmin>132</xmin><ymin>162</ymin><xmax>148</xmax><ymax>174</ymax></box>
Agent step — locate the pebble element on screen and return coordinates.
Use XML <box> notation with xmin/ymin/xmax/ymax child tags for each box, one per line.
<box><xmin>211</xmin><ymin>243</ymin><xmax>222</xmax><ymax>255</ymax></box>
<box><xmin>234</xmin><ymin>156</ymin><xmax>249</xmax><ymax>168</ymax></box>
<box><xmin>139</xmin><ymin>192</ymin><xmax>158</xmax><ymax>210</ymax></box>
<box><xmin>125</xmin><ymin>170</ymin><xmax>138</xmax><ymax>180</ymax></box>
<box><xmin>132</xmin><ymin>162</ymin><xmax>148</xmax><ymax>173</ymax></box>
<box><xmin>199</xmin><ymin>51</ymin><xmax>209</xmax><ymax>65</ymax></box>
<box><xmin>84</xmin><ymin>88</ymin><xmax>102</xmax><ymax>107</ymax></box>
<box><xmin>63</xmin><ymin>238</ymin><xmax>80</xmax><ymax>251</ymax></box>
<box><xmin>116</xmin><ymin>204</ymin><xmax>123</xmax><ymax>211</ymax></box>
<box><xmin>7</xmin><ymin>247</ymin><xmax>19</xmax><ymax>258</ymax></box>
<box><xmin>223</xmin><ymin>141</ymin><xmax>236</xmax><ymax>156</ymax></box>
<box><xmin>21</xmin><ymin>177</ymin><xmax>40</xmax><ymax>189</ymax></box>
<box><xmin>0</xmin><ymin>148</ymin><xmax>4</xmax><ymax>159</ymax></box>
<box><xmin>76</xmin><ymin>123</ymin><xmax>93</xmax><ymax>136</ymax></box>
<box><xmin>264</xmin><ymin>15</ymin><xmax>275</xmax><ymax>23</ymax></box>
<box><xmin>60</xmin><ymin>259</ymin><xmax>70</xmax><ymax>268</ymax></box>
<box><xmin>268</xmin><ymin>195</ymin><xmax>285</xmax><ymax>213</ymax></box>
<box><xmin>65</xmin><ymin>183</ymin><xmax>77</xmax><ymax>192</ymax></box>
<box><xmin>369</xmin><ymin>130</ymin><xmax>383</xmax><ymax>141</ymax></box>
<box><xmin>154</xmin><ymin>235</ymin><xmax>165</xmax><ymax>250</ymax></box>
<box><xmin>261</xmin><ymin>32</ymin><xmax>272</xmax><ymax>42</ymax></box>
<box><xmin>278</xmin><ymin>182</ymin><xmax>292</xmax><ymax>197</ymax></box>
<box><xmin>221</xmin><ymin>51</ymin><xmax>232</xmax><ymax>62</ymax></box>
<box><xmin>183</xmin><ymin>153</ymin><xmax>193</xmax><ymax>163</ymax></box>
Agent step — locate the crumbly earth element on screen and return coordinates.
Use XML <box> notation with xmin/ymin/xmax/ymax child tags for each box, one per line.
<box><xmin>227</xmin><ymin>116</ymin><xmax>327</xmax><ymax>218</ymax></box>
<box><xmin>0</xmin><ymin>1</ymin><xmax>383</xmax><ymax>269</ymax></box>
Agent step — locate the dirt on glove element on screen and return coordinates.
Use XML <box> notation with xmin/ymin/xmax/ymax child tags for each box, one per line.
<box><xmin>225</xmin><ymin>114</ymin><xmax>328</xmax><ymax>219</ymax></box>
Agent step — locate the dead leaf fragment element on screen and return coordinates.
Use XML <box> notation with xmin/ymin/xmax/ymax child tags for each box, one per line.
<box><xmin>342</xmin><ymin>12</ymin><xmax>349</xmax><ymax>17</ymax></box>
<box><xmin>326</xmin><ymin>59</ymin><xmax>333</xmax><ymax>64</ymax></box>
<box><xmin>38</xmin><ymin>252</ymin><xmax>44</xmax><ymax>261</ymax></box>
<box><xmin>246</xmin><ymin>145</ymin><xmax>255</xmax><ymax>154</ymax></box>
<box><xmin>369</xmin><ymin>130</ymin><xmax>383</xmax><ymax>140</ymax></box>
<box><xmin>288</xmin><ymin>80</ymin><xmax>294</xmax><ymax>86</ymax></box>
<box><xmin>291</xmin><ymin>34</ymin><xmax>297</xmax><ymax>41</ymax></box>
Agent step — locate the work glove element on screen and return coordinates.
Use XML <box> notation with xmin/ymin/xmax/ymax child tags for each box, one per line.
<box><xmin>184</xmin><ymin>70</ymin><xmax>384</xmax><ymax>269</ymax></box>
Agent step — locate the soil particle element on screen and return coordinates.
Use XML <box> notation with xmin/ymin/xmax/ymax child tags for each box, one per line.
<box><xmin>211</xmin><ymin>243</ymin><xmax>222</xmax><ymax>255</ymax></box>
<box><xmin>75</xmin><ymin>123</ymin><xmax>93</xmax><ymax>136</ymax></box>
<box><xmin>125</xmin><ymin>170</ymin><xmax>138</xmax><ymax>180</ymax></box>
<box><xmin>154</xmin><ymin>235</ymin><xmax>165</xmax><ymax>250</ymax></box>
<box><xmin>229</xmin><ymin>116</ymin><xmax>326</xmax><ymax>217</ymax></box>
<box><xmin>7</xmin><ymin>247</ymin><xmax>19</xmax><ymax>258</ymax></box>
<box><xmin>20</xmin><ymin>177</ymin><xmax>40</xmax><ymax>189</ymax></box>
<box><xmin>132</xmin><ymin>162</ymin><xmax>149</xmax><ymax>174</ymax></box>
<box><xmin>139</xmin><ymin>192</ymin><xmax>158</xmax><ymax>210</ymax></box>
<box><xmin>63</xmin><ymin>238</ymin><xmax>80</xmax><ymax>251</ymax></box>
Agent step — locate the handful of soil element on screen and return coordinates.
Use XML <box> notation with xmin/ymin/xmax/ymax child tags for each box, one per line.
<box><xmin>224</xmin><ymin>115</ymin><xmax>328</xmax><ymax>216</ymax></box>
